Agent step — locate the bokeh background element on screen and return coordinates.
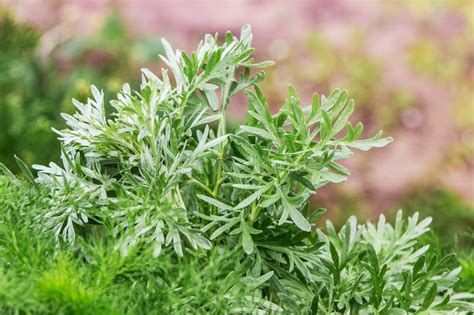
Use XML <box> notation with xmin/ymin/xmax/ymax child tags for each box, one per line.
<box><xmin>1</xmin><ymin>0</ymin><xmax>473</xmax><ymax>240</ymax></box>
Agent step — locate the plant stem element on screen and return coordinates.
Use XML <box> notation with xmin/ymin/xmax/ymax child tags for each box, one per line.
<box><xmin>189</xmin><ymin>177</ymin><xmax>214</xmax><ymax>196</ymax></box>
<box><xmin>248</xmin><ymin>201</ymin><xmax>259</xmax><ymax>226</ymax></box>
<box><xmin>212</xmin><ymin>94</ymin><xmax>229</xmax><ymax>197</ymax></box>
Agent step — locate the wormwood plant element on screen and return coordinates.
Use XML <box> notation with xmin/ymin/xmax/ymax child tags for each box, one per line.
<box><xmin>9</xmin><ymin>25</ymin><xmax>471</xmax><ymax>313</ymax></box>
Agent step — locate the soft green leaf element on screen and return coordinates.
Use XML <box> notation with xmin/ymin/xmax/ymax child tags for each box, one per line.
<box><xmin>289</xmin><ymin>208</ymin><xmax>311</xmax><ymax>232</ymax></box>
<box><xmin>197</xmin><ymin>194</ymin><xmax>233</xmax><ymax>211</ymax></box>
<box><xmin>14</xmin><ymin>155</ymin><xmax>35</xmax><ymax>183</ymax></box>
<box><xmin>242</xmin><ymin>225</ymin><xmax>254</xmax><ymax>255</ymax></box>
<box><xmin>204</xmin><ymin>89</ymin><xmax>219</xmax><ymax>111</ymax></box>
<box><xmin>235</xmin><ymin>188</ymin><xmax>264</xmax><ymax>210</ymax></box>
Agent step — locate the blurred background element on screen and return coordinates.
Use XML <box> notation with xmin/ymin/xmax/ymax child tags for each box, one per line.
<box><xmin>0</xmin><ymin>0</ymin><xmax>472</xmax><ymax>241</ymax></box>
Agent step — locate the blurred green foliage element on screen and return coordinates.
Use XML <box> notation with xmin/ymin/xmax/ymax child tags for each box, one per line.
<box><xmin>457</xmin><ymin>246</ymin><xmax>474</xmax><ymax>293</ymax></box>
<box><xmin>396</xmin><ymin>187</ymin><xmax>474</xmax><ymax>248</ymax></box>
<box><xmin>0</xmin><ymin>13</ymin><xmax>162</xmax><ymax>172</ymax></box>
<box><xmin>0</xmin><ymin>14</ymin><xmax>60</xmax><ymax>171</ymax></box>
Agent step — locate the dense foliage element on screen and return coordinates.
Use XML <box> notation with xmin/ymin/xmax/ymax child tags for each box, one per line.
<box><xmin>1</xmin><ymin>25</ymin><xmax>472</xmax><ymax>314</ymax></box>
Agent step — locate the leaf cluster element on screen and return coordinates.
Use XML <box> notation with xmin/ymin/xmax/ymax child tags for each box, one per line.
<box><xmin>32</xmin><ymin>25</ymin><xmax>391</xmax><ymax>258</ymax></box>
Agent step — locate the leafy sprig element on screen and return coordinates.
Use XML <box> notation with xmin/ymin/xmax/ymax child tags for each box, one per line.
<box><xmin>308</xmin><ymin>211</ymin><xmax>473</xmax><ymax>313</ymax></box>
<box><xmin>33</xmin><ymin>25</ymin><xmax>391</xmax><ymax>256</ymax></box>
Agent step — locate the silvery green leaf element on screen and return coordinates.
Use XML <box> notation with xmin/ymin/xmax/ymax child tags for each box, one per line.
<box><xmin>289</xmin><ymin>207</ymin><xmax>311</xmax><ymax>232</ymax></box>
<box><xmin>240</xmin><ymin>126</ymin><xmax>275</xmax><ymax>141</ymax></box>
<box><xmin>241</xmin><ymin>225</ymin><xmax>254</xmax><ymax>255</ymax></box>
<box><xmin>197</xmin><ymin>194</ymin><xmax>234</xmax><ymax>211</ymax></box>
<box><xmin>235</xmin><ymin>188</ymin><xmax>264</xmax><ymax>210</ymax></box>
<box><xmin>345</xmin><ymin>131</ymin><xmax>393</xmax><ymax>151</ymax></box>
<box><xmin>204</xmin><ymin>89</ymin><xmax>219</xmax><ymax>111</ymax></box>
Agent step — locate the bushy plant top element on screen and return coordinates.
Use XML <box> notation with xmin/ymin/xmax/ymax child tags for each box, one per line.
<box><xmin>33</xmin><ymin>25</ymin><xmax>391</xmax><ymax>255</ymax></box>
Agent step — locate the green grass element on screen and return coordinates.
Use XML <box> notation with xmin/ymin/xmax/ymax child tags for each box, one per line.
<box><xmin>0</xmin><ymin>176</ymin><xmax>260</xmax><ymax>314</ymax></box>
<box><xmin>457</xmin><ymin>247</ymin><xmax>474</xmax><ymax>293</ymax></box>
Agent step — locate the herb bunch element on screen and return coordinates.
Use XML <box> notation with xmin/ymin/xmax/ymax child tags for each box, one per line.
<box><xmin>33</xmin><ymin>25</ymin><xmax>390</xmax><ymax>257</ymax></box>
<box><xmin>18</xmin><ymin>25</ymin><xmax>473</xmax><ymax>313</ymax></box>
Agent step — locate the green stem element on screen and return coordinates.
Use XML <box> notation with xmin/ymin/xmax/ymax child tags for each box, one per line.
<box><xmin>248</xmin><ymin>202</ymin><xmax>259</xmax><ymax>226</ymax></box>
<box><xmin>212</xmin><ymin>99</ymin><xmax>228</xmax><ymax>197</ymax></box>
<box><xmin>174</xmin><ymin>184</ymin><xmax>186</xmax><ymax>210</ymax></box>
<box><xmin>189</xmin><ymin>177</ymin><xmax>214</xmax><ymax>196</ymax></box>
